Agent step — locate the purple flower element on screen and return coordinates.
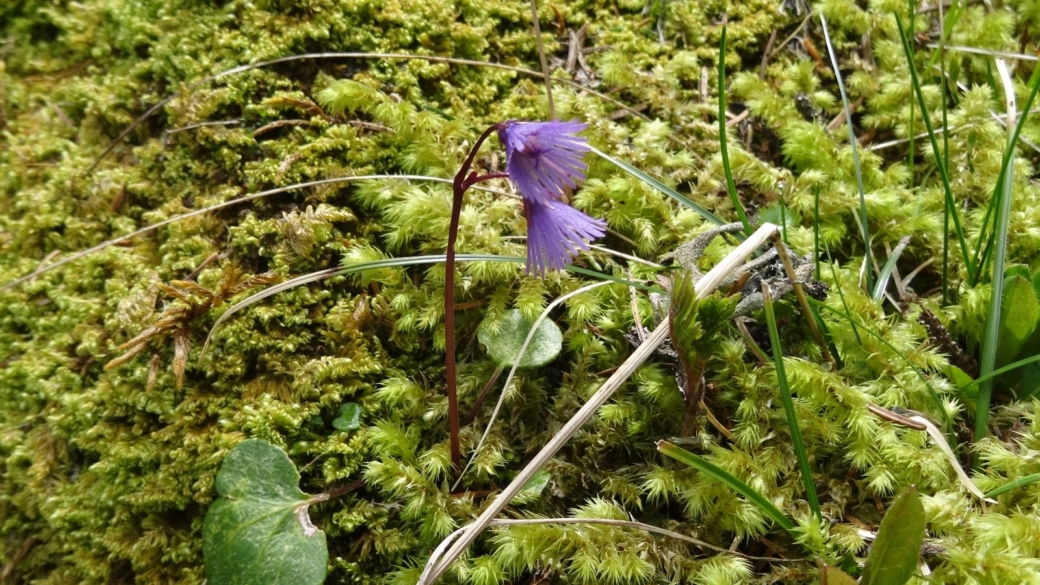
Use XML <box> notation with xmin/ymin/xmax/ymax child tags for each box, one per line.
<box><xmin>497</xmin><ymin>120</ymin><xmax>607</xmax><ymax>276</ymax></box>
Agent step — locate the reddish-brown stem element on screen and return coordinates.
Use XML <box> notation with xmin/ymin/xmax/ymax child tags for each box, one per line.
<box><xmin>446</xmin><ymin>124</ymin><xmax>502</xmax><ymax>470</ymax></box>
<box><xmin>464</xmin><ymin>365</ymin><xmax>505</xmax><ymax>425</ymax></box>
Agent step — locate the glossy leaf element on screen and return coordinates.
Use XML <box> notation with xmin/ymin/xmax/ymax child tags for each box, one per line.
<box><xmin>332</xmin><ymin>402</ymin><xmax>363</xmax><ymax>431</ymax></box>
<box><xmin>202</xmin><ymin>439</ymin><xmax>328</xmax><ymax>585</ymax></box>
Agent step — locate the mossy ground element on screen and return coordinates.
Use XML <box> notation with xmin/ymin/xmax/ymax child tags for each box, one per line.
<box><xmin>3</xmin><ymin>0</ymin><xmax>1040</xmax><ymax>583</ymax></box>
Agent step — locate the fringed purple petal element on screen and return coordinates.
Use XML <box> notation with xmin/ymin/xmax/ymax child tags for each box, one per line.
<box><xmin>498</xmin><ymin>120</ymin><xmax>606</xmax><ymax>277</ymax></box>
<box><xmin>523</xmin><ymin>199</ymin><xmax>607</xmax><ymax>277</ymax></box>
<box><xmin>499</xmin><ymin>120</ymin><xmax>590</xmax><ymax>203</ymax></box>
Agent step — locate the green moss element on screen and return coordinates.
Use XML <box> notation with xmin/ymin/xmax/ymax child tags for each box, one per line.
<box><xmin>4</xmin><ymin>0</ymin><xmax>1040</xmax><ymax>583</ymax></box>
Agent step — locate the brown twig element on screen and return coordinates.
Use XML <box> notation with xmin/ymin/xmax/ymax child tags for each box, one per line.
<box><xmin>323</xmin><ymin>479</ymin><xmax>365</xmax><ymax>500</ymax></box>
<box><xmin>760</xmin><ymin>29</ymin><xmax>779</xmax><ymax>79</ymax></box>
<box><xmin>826</xmin><ymin>96</ymin><xmax>864</xmax><ymax>131</ymax></box>
<box><xmin>0</xmin><ymin>537</ymin><xmax>35</xmax><ymax>585</ymax></box>
<box><xmin>770</xmin><ymin>233</ymin><xmax>834</xmax><ymax>366</ymax></box>
<box><xmin>867</xmin><ymin>404</ymin><xmax>927</xmax><ymax>430</ymax></box>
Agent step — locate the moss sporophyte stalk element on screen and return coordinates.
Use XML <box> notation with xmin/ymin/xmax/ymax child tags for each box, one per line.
<box><xmin>6</xmin><ymin>0</ymin><xmax>1040</xmax><ymax>583</ymax></box>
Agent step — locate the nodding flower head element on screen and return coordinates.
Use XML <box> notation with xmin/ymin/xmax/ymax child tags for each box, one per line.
<box><xmin>497</xmin><ymin>120</ymin><xmax>606</xmax><ymax>277</ymax></box>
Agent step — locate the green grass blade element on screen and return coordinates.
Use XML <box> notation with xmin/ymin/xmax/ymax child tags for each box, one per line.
<box><xmin>820</xmin><ymin>14</ymin><xmax>872</xmax><ymax>293</ymax></box>
<box><xmin>822</xmin><ymin>239</ymin><xmax>862</xmax><ymax>345</ymax></box>
<box><xmin>984</xmin><ymin>473</ymin><xmax>1040</xmax><ymax>498</ymax></box>
<box><xmin>812</xmin><ymin>299</ymin><xmax>948</xmax><ymax>425</ymax></box>
<box><xmin>970</xmin><ymin>66</ymin><xmax>1040</xmax><ymax>286</ymax></box>
<box><xmin>894</xmin><ymin>14</ymin><xmax>972</xmax><ymax>275</ymax></box>
<box><xmin>908</xmin><ymin>0</ymin><xmax>916</xmax><ymax>188</ymax></box>
<box><xmin>590</xmin><ymin>146</ymin><xmax>725</xmax><ymax>226</ymax></box>
<box><xmin>872</xmin><ymin>237</ymin><xmax>910</xmax><ymax>301</ymax></box>
<box><xmin>203</xmin><ymin>254</ymin><xmax>660</xmax><ymax>356</ymax></box>
<box><xmin>970</xmin><ymin>182</ymin><xmax>998</xmax><ymax>285</ymax></box>
<box><xmin>718</xmin><ymin>26</ymin><xmax>751</xmax><ymax>235</ymax></box>
<box><xmin>762</xmin><ymin>285</ymin><xmax>822</xmax><ymax>520</ymax></box>
<box><xmin>962</xmin><ymin>353</ymin><xmax>1040</xmax><ymax>390</ymax></box>
<box><xmin>975</xmin><ymin>62</ymin><xmax>1040</xmax><ymax>452</ymax></box>
<box><xmin>942</xmin><ymin>203</ymin><xmax>950</xmax><ymax>305</ymax></box>
<box><xmin>929</xmin><ymin>0</ymin><xmax>965</xmax><ymax>67</ymax></box>
<box><xmin>937</xmin><ymin>0</ymin><xmax>951</xmax><ymax>306</ymax></box>
<box><xmin>813</xmin><ymin>186</ymin><xmax>821</xmax><ymax>281</ymax></box>
<box><xmin>656</xmin><ymin>441</ymin><xmax>797</xmax><ymax>535</ymax></box>
<box><xmin>810</xmin><ymin>302</ymin><xmax>844</xmax><ymax>370</ymax></box>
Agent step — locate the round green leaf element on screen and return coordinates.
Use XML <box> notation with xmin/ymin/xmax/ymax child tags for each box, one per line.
<box><xmin>477</xmin><ymin>309</ymin><xmax>562</xmax><ymax>368</ymax></box>
<box><xmin>202</xmin><ymin>439</ymin><xmax>328</xmax><ymax>585</ymax></box>
<box><xmin>759</xmin><ymin>201</ymin><xmax>802</xmax><ymax>231</ymax></box>
<box><xmin>332</xmin><ymin>402</ymin><xmax>363</xmax><ymax>431</ymax></box>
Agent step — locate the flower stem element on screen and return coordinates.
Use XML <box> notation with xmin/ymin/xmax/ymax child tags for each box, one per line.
<box><xmin>446</xmin><ymin>124</ymin><xmax>501</xmax><ymax>470</ymax></box>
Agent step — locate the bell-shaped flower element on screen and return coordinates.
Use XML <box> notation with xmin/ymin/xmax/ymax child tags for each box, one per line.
<box><xmin>497</xmin><ymin>120</ymin><xmax>606</xmax><ymax>276</ymax></box>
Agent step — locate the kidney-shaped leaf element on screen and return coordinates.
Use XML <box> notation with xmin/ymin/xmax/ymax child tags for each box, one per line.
<box><xmin>202</xmin><ymin>439</ymin><xmax>328</xmax><ymax>585</ymax></box>
<box><xmin>478</xmin><ymin>309</ymin><xmax>562</xmax><ymax>369</ymax></box>
<box><xmin>861</xmin><ymin>486</ymin><xmax>925</xmax><ymax>585</ymax></box>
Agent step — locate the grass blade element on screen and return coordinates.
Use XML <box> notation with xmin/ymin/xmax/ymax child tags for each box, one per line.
<box><xmin>820</xmin><ymin>14</ymin><xmax>872</xmax><ymax>293</ymax></box>
<box><xmin>590</xmin><ymin>146</ymin><xmax>725</xmax><ymax>226</ymax></box>
<box><xmin>811</xmin><ymin>299</ymin><xmax>947</xmax><ymax>424</ymax></box>
<box><xmin>962</xmin><ymin>352</ymin><xmax>1040</xmax><ymax>390</ymax></box>
<box><xmin>761</xmin><ymin>283</ymin><xmax>821</xmax><ymax>519</ymax></box>
<box><xmin>718</xmin><ymin>26</ymin><xmax>751</xmax><ymax>235</ymax></box>
<box><xmin>657</xmin><ymin>441</ymin><xmax>797</xmax><ymax>535</ymax></box>
<box><xmin>822</xmin><ymin>239</ymin><xmax>861</xmax><ymax>344</ymax></box>
<box><xmin>872</xmin><ymin>236</ymin><xmax>910</xmax><ymax>301</ymax></box>
<box><xmin>202</xmin><ymin>254</ymin><xmax>659</xmax><ymax>356</ymax></box>
<box><xmin>938</xmin><ymin>0</ymin><xmax>951</xmax><ymax>305</ymax></box>
<box><xmin>894</xmin><ymin>14</ymin><xmax>972</xmax><ymax>275</ymax></box>
<box><xmin>976</xmin><ymin>60</ymin><xmax>1022</xmax><ymax>451</ymax></box>
<box><xmin>970</xmin><ymin>64</ymin><xmax>1040</xmax><ymax>285</ymax></box>
<box><xmin>984</xmin><ymin>473</ymin><xmax>1040</xmax><ymax>498</ymax></box>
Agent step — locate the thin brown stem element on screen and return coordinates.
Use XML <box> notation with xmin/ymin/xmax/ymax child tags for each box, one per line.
<box><xmin>464</xmin><ymin>366</ymin><xmax>504</xmax><ymax>425</ymax></box>
<box><xmin>322</xmin><ymin>479</ymin><xmax>365</xmax><ymax>501</ymax></box>
<box><xmin>867</xmin><ymin>404</ymin><xmax>927</xmax><ymax>430</ymax></box>
<box><xmin>700</xmin><ymin>399</ymin><xmax>734</xmax><ymax>439</ymax></box>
